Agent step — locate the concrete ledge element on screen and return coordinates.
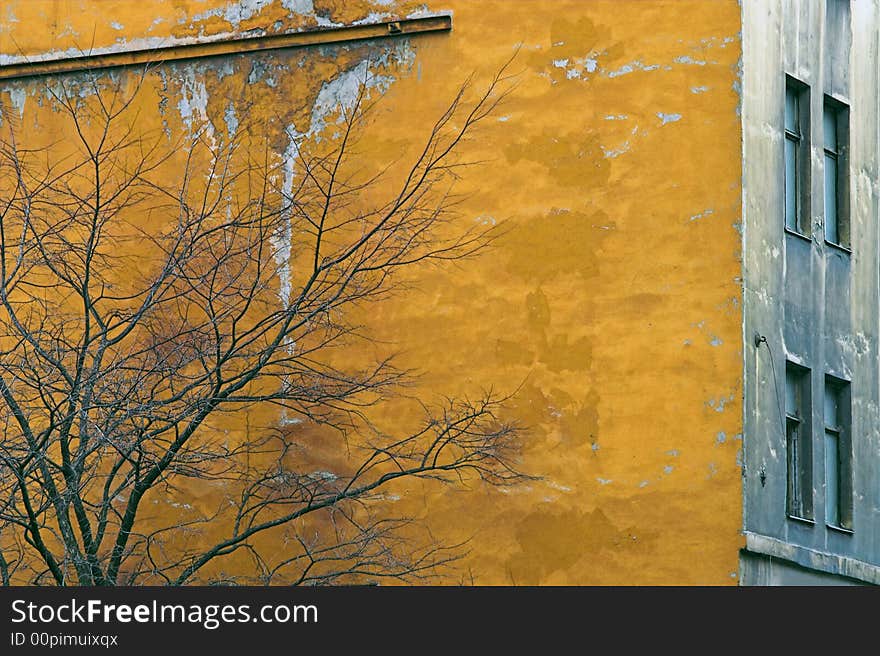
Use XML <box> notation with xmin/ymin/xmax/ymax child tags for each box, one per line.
<box><xmin>744</xmin><ymin>531</ymin><xmax>880</xmax><ymax>585</ymax></box>
<box><xmin>0</xmin><ymin>14</ymin><xmax>452</xmax><ymax>81</ymax></box>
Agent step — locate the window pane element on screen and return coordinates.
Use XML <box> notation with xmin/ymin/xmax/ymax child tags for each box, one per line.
<box><xmin>787</xmin><ymin>420</ymin><xmax>801</xmax><ymax>517</ymax></box>
<box><xmin>785</xmin><ymin>87</ymin><xmax>798</xmax><ymax>133</ymax></box>
<box><xmin>824</xmin><ymin>383</ymin><xmax>839</xmax><ymax>427</ymax></box>
<box><xmin>785</xmin><ymin>369</ymin><xmax>798</xmax><ymax>414</ymax></box>
<box><xmin>785</xmin><ymin>137</ymin><xmax>798</xmax><ymax>231</ymax></box>
<box><xmin>824</xmin><ymin>105</ymin><xmax>838</xmax><ymax>151</ymax></box>
<box><xmin>825</xmin><ymin>430</ymin><xmax>840</xmax><ymax>526</ymax></box>
<box><xmin>825</xmin><ymin>154</ymin><xmax>839</xmax><ymax>243</ymax></box>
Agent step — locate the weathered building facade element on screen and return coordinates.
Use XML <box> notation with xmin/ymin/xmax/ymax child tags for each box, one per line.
<box><xmin>741</xmin><ymin>0</ymin><xmax>880</xmax><ymax>585</ymax></box>
<box><xmin>0</xmin><ymin>1</ymin><xmax>875</xmax><ymax>585</ymax></box>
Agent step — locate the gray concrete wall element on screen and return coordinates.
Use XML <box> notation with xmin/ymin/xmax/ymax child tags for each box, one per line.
<box><xmin>741</xmin><ymin>0</ymin><xmax>880</xmax><ymax>584</ymax></box>
<box><xmin>741</xmin><ymin>550</ymin><xmax>863</xmax><ymax>585</ymax></box>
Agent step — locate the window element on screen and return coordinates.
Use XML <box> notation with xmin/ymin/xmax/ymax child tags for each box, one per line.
<box><xmin>824</xmin><ymin>377</ymin><xmax>853</xmax><ymax>530</ymax></box>
<box><xmin>823</xmin><ymin>97</ymin><xmax>849</xmax><ymax>247</ymax></box>
<box><xmin>785</xmin><ymin>363</ymin><xmax>813</xmax><ymax>520</ymax></box>
<box><xmin>784</xmin><ymin>77</ymin><xmax>810</xmax><ymax>235</ymax></box>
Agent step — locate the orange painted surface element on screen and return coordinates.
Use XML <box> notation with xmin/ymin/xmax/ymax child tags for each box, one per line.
<box><xmin>0</xmin><ymin>1</ymin><xmax>743</xmax><ymax>584</ymax></box>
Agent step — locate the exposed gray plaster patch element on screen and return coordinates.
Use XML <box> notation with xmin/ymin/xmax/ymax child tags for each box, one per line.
<box><xmin>354</xmin><ymin>12</ymin><xmax>393</xmax><ymax>26</ymax></box>
<box><xmin>605</xmin><ymin>60</ymin><xmax>659</xmax><ymax>78</ymax></box>
<box><xmin>57</xmin><ymin>24</ymin><xmax>79</xmax><ymax>39</ymax></box>
<box><xmin>189</xmin><ymin>0</ymin><xmax>277</xmax><ymax>28</ymax></box>
<box><xmin>224</xmin><ymin>102</ymin><xmax>239</xmax><ymax>138</ymax></box>
<box><xmin>310</xmin><ymin>61</ymin><xmax>384</xmax><ymax>136</ymax></box>
<box><xmin>7</xmin><ymin>87</ymin><xmax>26</xmax><ymax>118</ymax></box>
<box><xmin>657</xmin><ymin>112</ymin><xmax>682</xmax><ymax>125</ymax></box>
<box><xmin>688</xmin><ymin>208</ymin><xmax>714</xmax><ymax>221</ymax></box>
<box><xmin>406</xmin><ymin>6</ymin><xmax>447</xmax><ymax>20</ymax></box>
<box><xmin>607</xmin><ymin>63</ymin><xmax>633</xmax><ymax>77</ymax></box>
<box><xmin>707</xmin><ymin>395</ymin><xmax>734</xmax><ymax>413</ymax></box>
<box><xmin>248</xmin><ymin>59</ymin><xmax>278</xmax><ymax>86</ymax></box>
<box><xmin>552</xmin><ymin>55</ymin><xmax>599</xmax><ymax>80</ymax></box>
<box><xmin>274</xmin><ymin>123</ymin><xmax>302</xmax><ymax>310</ymax></box>
<box><xmin>177</xmin><ymin>70</ymin><xmax>210</xmax><ymax>134</ymax></box>
<box><xmin>315</xmin><ymin>15</ymin><xmax>343</xmax><ymax>27</ymax></box>
<box><xmin>674</xmin><ymin>55</ymin><xmax>708</xmax><ymax>65</ymax></box>
<box><xmin>691</xmin><ymin>85</ymin><xmax>710</xmax><ymax>94</ymax></box>
<box><xmin>601</xmin><ymin>142</ymin><xmax>630</xmax><ymax>158</ymax></box>
<box><xmin>282</xmin><ymin>0</ymin><xmax>316</xmax><ymax>14</ymax></box>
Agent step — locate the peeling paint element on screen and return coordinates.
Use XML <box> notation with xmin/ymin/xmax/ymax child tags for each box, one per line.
<box><xmin>657</xmin><ymin>112</ymin><xmax>682</xmax><ymax>125</ymax></box>
<box><xmin>223</xmin><ymin>101</ymin><xmax>239</xmax><ymax>138</ymax></box>
<box><xmin>707</xmin><ymin>395</ymin><xmax>734</xmax><ymax>413</ymax></box>
<box><xmin>602</xmin><ymin>142</ymin><xmax>630</xmax><ymax>159</ymax></box>
<box><xmin>176</xmin><ymin>70</ymin><xmax>211</xmax><ymax>135</ymax></box>
<box><xmin>674</xmin><ymin>55</ymin><xmax>708</xmax><ymax>65</ymax></box>
<box><xmin>552</xmin><ymin>54</ymin><xmax>599</xmax><ymax>81</ymax></box>
<box><xmin>7</xmin><ymin>86</ymin><xmax>26</xmax><ymax>118</ymax></box>
<box><xmin>688</xmin><ymin>208</ymin><xmax>714</xmax><ymax>221</ymax></box>
<box><xmin>282</xmin><ymin>0</ymin><xmax>316</xmax><ymax>14</ymax></box>
<box><xmin>354</xmin><ymin>12</ymin><xmax>394</xmax><ymax>26</ymax></box>
<box><xmin>311</xmin><ymin>61</ymin><xmax>380</xmax><ymax>135</ymax></box>
<box><xmin>273</xmin><ymin>123</ymin><xmax>301</xmax><ymax>309</ymax></box>
<box><xmin>605</xmin><ymin>60</ymin><xmax>659</xmax><ymax>78</ymax></box>
<box><xmin>189</xmin><ymin>0</ymin><xmax>282</xmax><ymax>29</ymax></box>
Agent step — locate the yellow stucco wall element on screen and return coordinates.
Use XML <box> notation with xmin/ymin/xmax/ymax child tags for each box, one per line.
<box><xmin>0</xmin><ymin>0</ymin><xmax>744</xmax><ymax>584</ymax></box>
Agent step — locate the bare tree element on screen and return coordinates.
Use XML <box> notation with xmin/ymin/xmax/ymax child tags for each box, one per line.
<box><xmin>0</xmin><ymin>56</ymin><xmax>525</xmax><ymax>586</ymax></box>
